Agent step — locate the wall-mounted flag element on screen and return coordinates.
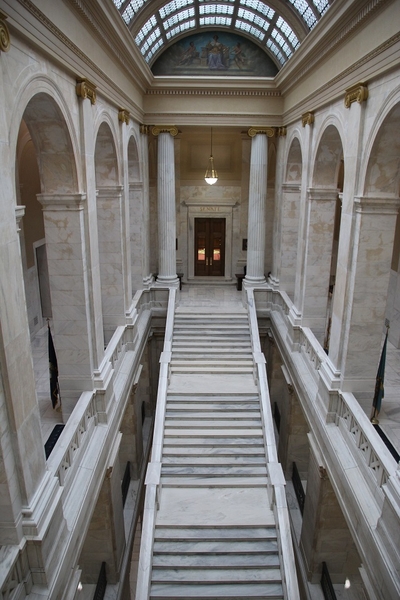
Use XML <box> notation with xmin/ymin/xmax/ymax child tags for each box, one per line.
<box><xmin>48</xmin><ymin>322</ymin><xmax>60</xmax><ymax>410</ymax></box>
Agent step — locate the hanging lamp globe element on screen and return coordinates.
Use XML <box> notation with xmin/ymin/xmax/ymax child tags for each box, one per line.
<box><xmin>205</xmin><ymin>128</ymin><xmax>218</xmax><ymax>185</ymax></box>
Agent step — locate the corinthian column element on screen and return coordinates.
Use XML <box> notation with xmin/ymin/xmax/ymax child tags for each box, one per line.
<box><xmin>244</xmin><ymin>128</ymin><xmax>270</xmax><ymax>285</ymax></box>
<box><xmin>152</xmin><ymin>126</ymin><xmax>179</xmax><ymax>286</ymax></box>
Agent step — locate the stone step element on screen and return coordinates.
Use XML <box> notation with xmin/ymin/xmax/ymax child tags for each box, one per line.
<box><xmin>164</xmin><ymin>428</ymin><xmax>263</xmax><ymax>437</ymax></box>
<box><xmin>164</xmin><ymin>419</ymin><xmax>262</xmax><ymax>428</ymax></box>
<box><xmin>162</xmin><ymin>456</ymin><xmax>265</xmax><ymax>465</ymax></box>
<box><xmin>166</xmin><ymin>403</ymin><xmax>259</xmax><ymax>411</ymax></box>
<box><xmin>172</xmin><ymin>341</ymin><xmax>252</xmax><ymax>348</ymax></box>
<box><xmin>152</xmin><ymin>553</ymin><xmax>280</xmax><ymax>569</ymax></box>
<box><xmin>161</xmin><ymin>466</ymin><xmax>268</xmax><ymax>476</ymax></box>
<box><xmin>172</xmin><ymin>353</ymin><xmax>252</xmax><ymax>361</ymax></box>
<box><xmin>169</xmin><ymin>366</ymin><xmax>254</xmax><ymax>374</ymax></box>
<box><xmin>153</xmin><ymin>539</ymin><xmax>278</xmax><ymax>554</ymax></box>
<box><xmin>163</xmin><ymin>437</ymin><xmax>265</xmax><ymax>447</ymax></box>
<box><xmin>165</xmin><ymin>410</ymin><xmax>260</xmax><ymax>418</ymax></box>
<box><xmin>163</xmin><ymin>446</ymin><xmax>265</xmax><ymax>456</ymax></box>
<box><xmin>170</xmin><ymin>360</ymin><xmax>253</xmax><ymax>368</ymax></box>
<box><xmin>161</xmin><ymin>476</ymin><xmax>268</xmax><ymax>487</ymax></box>
<box><xmin>151</xmin><ymin>567</ymin><xmax>282</xmax><ymax>584</ymax></box>
<box><xmin>154</xmin><ymin>527</ymin><xmax>276</xmax><ymax>541</ymax></box>
<box><xmin>172</xmin><ymin>332</ymin><xmax>251</xmax><ymax>339</ymax></box>
<box><xmin>149</xmin><ymin>582</ymin><xmax>284</xmax><ymax>598</ymax></box>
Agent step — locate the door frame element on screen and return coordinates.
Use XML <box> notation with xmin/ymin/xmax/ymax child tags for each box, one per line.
<box><xmin>185</xmin><ymin>199</ymin><xmax>235</xmax><ymax>281</ymax></box>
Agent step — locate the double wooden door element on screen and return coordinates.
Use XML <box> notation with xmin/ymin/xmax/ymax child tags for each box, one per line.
<box><xmin>194</xmin><ymin>218</ymin><xmax>225</xmax><ymax>276</ymax></box>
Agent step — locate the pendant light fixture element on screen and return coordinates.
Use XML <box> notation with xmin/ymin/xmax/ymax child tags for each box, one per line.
<box><xmin>204</xmin><ymin>127</ymin><xmax>218</xmax><ymax>185</ymax></box>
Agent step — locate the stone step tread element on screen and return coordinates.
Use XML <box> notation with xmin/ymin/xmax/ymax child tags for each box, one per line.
<box><xmin>164</xmin><ymin>419</ymin><xmax>262</xmax><ymax>427</ymax></box>
<box><xmin>153</xmin><ymin>540</ymin><xmax>278</xmax><ymax>554</ymax></box>
<box><xmin>161</xmin><ymin>466</ymin><xmax>268</xmax><ymax>476</ymax></box>
<box><xmin>171</xmin><ymin>354</ymin><xmax>253</xmax><ymax>361</ymax></box>
<box><xmin>162</xmin><ymin>456</ymin><xmax>265</xmax><ymax>465</ymax></box>
<box><xmin>152</xmin><ymin>554</ymin><xmax>280</xmax><ymax>569</ymax></box>
<box><xmin>166</xmin><ymin>404</ymin><xmax>259</xmax><ymax>411</ymax></box>
<box><xmin>161</xmin><ymin>476</ymin><xmax>268</xmax><ymax>487</ymax></box>
<box><xmin>170</xmin><ymin>367</ymin><xmax>254</xmax><ymax>373</ymax></box>
<box><xmin>155</xmin><ymin>527</ymin><xmax>276</xmax><ymax>540</ymax></box>
<box><xmin>163</xmin><ymin>447</ymin><xmax>265</xmax><ymax>456</ymax></box>
<box><xmin>170</xmin><ymin>360</ymin><xmax>253</xmax><ymax>366</ymax></box>
<box><xmin>172</xmin><ymin>332</ymin><xmax>251</xmax><ymax>338</ymax></box>
<box><xmin>164</xmin><ymin>429</ymin><xmax>263</xmax><ymax>437</ymax></box>
<box><xmin>172</xmin><ymin>342</ymin><xmax>252</xmax><ymax>349</ymax></box>
<box><xmin>163</xmin><ymin>438</ymin><xmax>265</xmax><ymax>447</ymax></box>
<box><xmin>150</xmin><ymin>584</ymin><xmax>283</xmax><ymax>599</ymax></box>
<box><xmin>151</xmin><ymin>568</ymin><xmax>282</xmax><ymax>583</ymax></box>
<box><xmin>167</xmin><ymin>395</ymin><xmax>259</xmax><ymax>400</ymax></box>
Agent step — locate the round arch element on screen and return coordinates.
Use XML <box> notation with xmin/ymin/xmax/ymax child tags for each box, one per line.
<box><xmin>312</xmin><ymin>123</ymin><xmax>344</xmax><ymax>188</ymax></box>
<box><xmin>284</xmin><ymin>134</ymin><xmax>303</xmax><ymax>184</ymax></box>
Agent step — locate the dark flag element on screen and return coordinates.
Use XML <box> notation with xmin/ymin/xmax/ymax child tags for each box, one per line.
<box><xmin>48</xmin><ymin>323</ymin><xmax>60</xmax><ymax>409</ymax></box>
<box><xmin>371</xmin><ymin>328</ymin><xmax>388</xmax><ymax>423</ymax></box>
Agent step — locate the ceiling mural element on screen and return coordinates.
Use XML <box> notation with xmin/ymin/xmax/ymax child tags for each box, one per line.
<box><xmin>152</xmin><ymin>31</ymin><xmax>279</xmax><ymax>77</ymax></box>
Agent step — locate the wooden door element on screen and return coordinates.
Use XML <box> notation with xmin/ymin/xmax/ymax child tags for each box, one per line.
<box><xmin>195</xmin><ymin>218</ymin><xmax>225</xmax><ymax>276</ymax></box>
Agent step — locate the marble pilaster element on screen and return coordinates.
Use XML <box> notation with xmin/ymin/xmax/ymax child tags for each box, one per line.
<box><xmin>119</xmin><ymin>122</ymin><xmax>133</xmax><ymax>314</ymax></box>
<box><xmin>298</xmin><ymin>188</ymin><xmax>338</xmax><ymax>343</ymax></box>
<box><xmin>329</xmin><ymin>195</ymin><xmax>400</xmax><ymax>392</ymax></box>
<box><xmin>154</xmin><ymin>130</ymin><xmax>179</xmax><ymax>285</ymax></box>
<box><xmin>275</xmin><ymin>183</ymin><xmax>301</xmax><ymax>297</ymax></box>
<box><xmin>244</xmin><ymin>132</ymin><xmax>267</xmax><ymax>284</ymax></box>
<box><xmin>39</xmin><ymin>194</ymin><xmax>95</xmax><ymax>416</ymax></box>
<box><xmin>119</xmin><ymin>382</ymin><xmax>142</xmax><ymax>480</ymax></box>
<box><xmin>97</xmin><ymin>185</ymin><xmax>126</xmax><ymax>344</ymax></box>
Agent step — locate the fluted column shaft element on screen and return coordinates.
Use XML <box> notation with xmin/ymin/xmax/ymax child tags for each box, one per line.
<box><xmin>245</xmin><ymin>132</ymin><xmax>268</xmax><ymax>284</ymax></box>
<box><xmin>156</xmin><ymin>131</ymin><xmax>178</xmax><ymax>284</ymax></box>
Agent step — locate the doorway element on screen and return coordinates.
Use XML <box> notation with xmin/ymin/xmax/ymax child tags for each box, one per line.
<box><xmin>195</xmin><ymin>218</ymin><xmax>225</xmax><ymax>276</ymax></box>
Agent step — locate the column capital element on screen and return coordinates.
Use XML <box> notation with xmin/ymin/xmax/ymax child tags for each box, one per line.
<box><xmin>118</xmin><ymin>108</ymin><xmax>130</xmax><ymax>124</ymax></box>
<box><xmin>302</xmin><ymin>111</ymin><xmax>314</xmax><ymax>127</ymax></box>
<box><xmin>151</xmin><ymin>125</ymin><xmax>178</xmax><ymax>137</ymax></box>
<box><xmin>282</xmin><ymin>182</ymin><xmax>301</xmax><ymax>193</ymax></box>
<box><xmin>96</xmin><ymin>185</ymin><xmax>124</xmax><ymax>198</ymax></box>
<box><xmin>37</xmin><ymin>193</ymin><xmax>87</xmax><ymax>210</ymax></box>
<box><xmin>0</xmin><ymin>10</ymin><xmax>10</xmax><ymax>52</ymax></box>
<box><xmin>15</xmin><ymin>205</ymin><xmax>25</xmax><ymax>232</ymax></box>
<box><xmin>76</xmin><ymin>77</ymin><xmax>96</xmax><ymax>105</ymax></box>
<box><xmin>344</xmin><ymin>82</ymin><xmax>368</xmax><ymax>108</ymax></box>
<box><xmin>354</xmin><ymin>195</ymin><xmax>400</xmax><ymax>215</ymax></box>
<box><xmin>140</xmin><ymin>124</ymin><xmax>151</xmax><ymax>135</ymax></box>
<box><xmin>247</xmin><ymin>127</ymin><xmax>276</xmax><ymax>138</ymax></box>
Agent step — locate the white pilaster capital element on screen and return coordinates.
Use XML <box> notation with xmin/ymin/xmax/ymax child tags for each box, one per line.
<box><xmin>96</xmin><ymin>185</ymin><xmax>124</xmax><ymax>199</ymax></box>
<box><xmin>354</xmin><ymin>195</ymin><xmax>400</xmax><ymax>215</ymax></box>
<box><xmin>307</xmin><ymin>188</ymin><xmax>340</xmax><ymax>202</ymax></box>
<box><xmin>282</xmin><ymin>182</ymin><xmax>301</xmax><ymax>193</ymax></box>
<box><xmin>15</xmin><ymin>205</ymin><xmax>25</xmax><ymax>232</ymax></box>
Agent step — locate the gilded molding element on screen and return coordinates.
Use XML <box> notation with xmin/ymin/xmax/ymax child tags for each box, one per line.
<box><xmin>151</xmin><ymin>125</ymin><xmax>179</xmax><ymax>137</ymax></box>
<box><xmin>344</xmin><ymin>82</ymin><xmax>368</xmax><ymax>108</ymax></box>
<box><xmin>76</xmin><ymin>77</ymin><xmax>96</xmax><ymax>104</ymax></box>
<box><xmin>140</xmin><ymin>124</ymin><xmax>151</xmax><ymax>135</ymax></box>
<box><xmin>302</xmin><ymin>112</ymin><xmax>314</xmax><ymax>127</ymax></box>
<box><xmin>277</xmin><ymin>127</ymin><xmax>287</xmax><ymax>137</ymax></box>
<box><xmin>118</xmin><ymin>109</ymin><xmax>130</xmax><ymax>124</ymax></box>
<box><xmin>247</xmin><ymin>127</ymin><xmax>276</xmax><ymax>138</ymax></box>
<box><xmin>0</xmin><ymin>10</ymin><xmax>11</xmax><ymax>53</ymax></box>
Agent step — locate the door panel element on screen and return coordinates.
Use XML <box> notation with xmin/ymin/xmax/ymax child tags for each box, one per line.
<box><xmin>195</xmin><ymin>218</ymin><xmax>225</xmax><ymax>276</ymax></box>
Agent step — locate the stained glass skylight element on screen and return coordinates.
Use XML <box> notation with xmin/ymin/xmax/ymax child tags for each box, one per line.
<box><xmin>112</xmin><ymin>0</ymin><xmax>333</xmax><ymax>68</ymax></box>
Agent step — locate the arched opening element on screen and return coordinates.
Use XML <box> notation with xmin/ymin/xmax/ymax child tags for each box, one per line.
<box><xmin>17</xmin><ymin>91</ymin><xmax>80</xmax><ymax>445</ymax></box>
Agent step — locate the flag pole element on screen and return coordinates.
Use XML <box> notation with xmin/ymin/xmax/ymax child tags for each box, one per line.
<box><xmin>47</xmin><ymin>319</ymin><xmax>61</xmax><ymax>411</ymax></box>
<box><xmin>370</xmin><ymin>321</ymin><xmax>389</xmax><ymax>425</ymax></box>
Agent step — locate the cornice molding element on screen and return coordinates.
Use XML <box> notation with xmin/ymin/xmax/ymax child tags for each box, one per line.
<box><xmin>146</xmin><ymin>88</ymin><xmax>281</xmax><ymax>97</ymax></box>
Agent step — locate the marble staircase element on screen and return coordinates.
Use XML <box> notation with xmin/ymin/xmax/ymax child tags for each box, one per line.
<box><xmin>149</xmin><ymin>305</ymin><xmax>285</xmax><ymax>599</ymax></box>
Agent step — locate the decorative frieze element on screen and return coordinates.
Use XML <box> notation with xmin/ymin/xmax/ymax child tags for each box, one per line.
<box><xmin>247</xmin><ymin>127</ymin><xmax>276</xmax><ymax>138</ymax></box>
<box><xmin>118</xmin><ymin>109</ymin><xmax>130</xmax><ymax>124</ymax></box>
<box><xmin>302</xmin><ymin>111</ymin><xmax>314</xmax><ymax>127</ymax></box>
<box><xmin>151</xmin><ymin>125</ymin><xmax>179</xmax><ymax>137</ymax></box>
<box><xmin>76</xmin><ymin>77</ymin><xmax>97</xmax><ymax>104</ymax></box>
<box><xmin>0</xmin><ymin>10</ymin><xmax>10</xmax><ymax>52</ymax></box>
<box><xmin>344</xmin><ymin>82</ymin><xmax>368</xmax><ymax>108</ymax></box>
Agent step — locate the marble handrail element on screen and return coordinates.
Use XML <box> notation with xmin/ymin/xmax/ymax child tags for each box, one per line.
<box><xmin>246</xmin><ymin>288</ymin><xmax>300</xmax><ymax>600</ymax></box>
<box><xmin>0</xmin><ymin>546</ymin><xmax>25</xmax><ymax>600</ymax></box>
<box><xmin>135</xmin><ymin>287</ymin><xmax>177</xmax><ymax>600</ymax></box>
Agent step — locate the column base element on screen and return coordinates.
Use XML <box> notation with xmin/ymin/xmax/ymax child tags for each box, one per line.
<box><xmin>155</xmin><ymin>275</ymin><xmax>180</xmax><ymax>288</ymax></box>
<box><xmin>243</xmin><ymin>276</ymin><xmax>267</xmax><ymax>288</ymax></box>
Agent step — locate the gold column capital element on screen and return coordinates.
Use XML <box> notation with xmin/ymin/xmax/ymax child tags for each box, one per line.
<box><xmin>0</xmin><ymin>10</ymin><xmax>11</xmax><ymax>53</ymax></box>
<box><xmin>118</xmin><ymin>109</ymin><xmax>130</xmax><ymax>124</ymax></box>
<box><xmin>344</xmin><ymin>82</ymin><xmax>368</xmax><ymax>108</ymax></box>
<box><xmin>151</xmin><ymin>125</ymin><xmax>178</xmax><ymax>137</ymax></box>
<box><xmin>76</xmin><ymin>77</ymin><xmax>97</xmax><ymax>105</ymax></box>
<box><xmin>140</xmin><ymin>124</ymin><xmax>151</xmax><ymax>135</ymax></box>
<box><xmin>247</xmin><ymin>127</ymin><xmax>276</xmax><ymax>138</ymax></box>
<box><xmin>302</xmin><ymin>111</ymin><xmax>314</xmax><ymax>127</ymax></box>
<box><xmin>277</xmin><ymin>127</ymin><xmax>287</xmax><ymax>137</ymax></box>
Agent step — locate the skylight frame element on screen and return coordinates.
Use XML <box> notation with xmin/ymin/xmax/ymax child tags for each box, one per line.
<box><xmin>113</xmin><ymin>0</ymin><xmax>332</xmax><ymax>67</ymax></box>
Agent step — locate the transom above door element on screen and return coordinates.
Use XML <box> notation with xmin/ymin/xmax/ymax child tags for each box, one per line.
<box><xmin>195</xmin><ymin>218</ymin><xmax>225</xmax><ymax>277</ymax></box>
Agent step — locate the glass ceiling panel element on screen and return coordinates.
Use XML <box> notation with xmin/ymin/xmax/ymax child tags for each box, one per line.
<box><xmin>113</xmin><ymin>0</ymin><xmax>332</xmax><ymax>67</ymax></box>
